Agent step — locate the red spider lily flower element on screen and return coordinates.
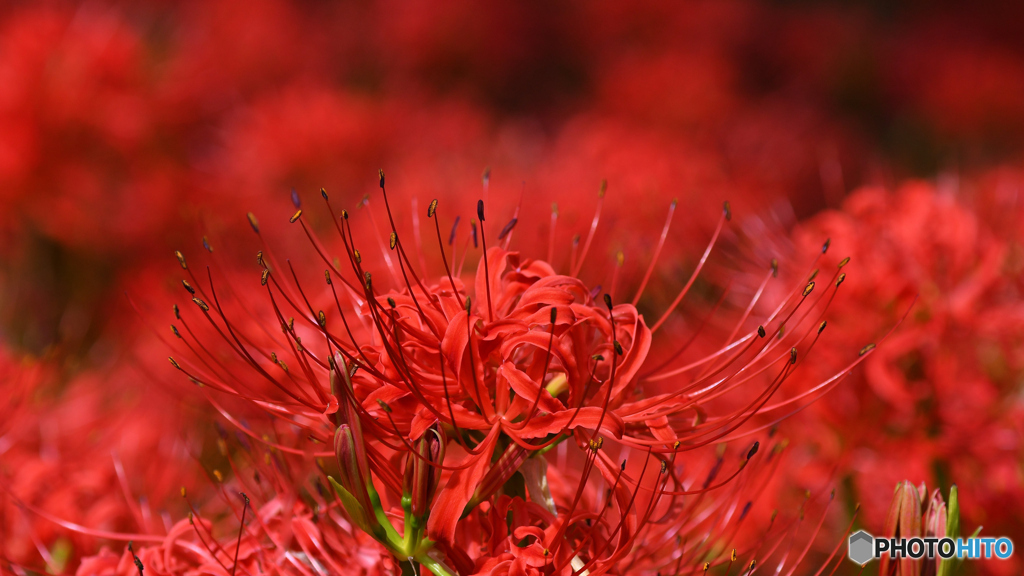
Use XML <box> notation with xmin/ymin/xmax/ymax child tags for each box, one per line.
<box><xmin>162</xmin><ymin>171</ymin><xmax>879</xmax><ymax>575</ymax></box>
<box><xmin>74</xmin><ymin>431</ymin><xmax>394</xmax><ymax>576</ymax></box>
<box><xmin>0</xmin><ymin>343</ymin><xmax>206</xmax><ymax>573</ymax></box>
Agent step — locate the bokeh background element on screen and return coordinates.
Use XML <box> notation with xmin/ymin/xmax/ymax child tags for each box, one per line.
<box><xmin>1</xmin><ymin>1</ymin><xmax>1022</xmax><ymax>574</ymax></box>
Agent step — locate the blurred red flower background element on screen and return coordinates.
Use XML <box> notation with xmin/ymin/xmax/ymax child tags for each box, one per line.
<box><xmin>1</xmin><ymin>1</ymin><xmax>1023</xmax><ymax>575</ymax></box>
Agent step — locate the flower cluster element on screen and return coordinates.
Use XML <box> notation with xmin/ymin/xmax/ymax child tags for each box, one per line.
<box><xmin>135</xmin><ymin>176</ymin><xmax>868</xmax><ymax>575</ymax></box>
<box><xmin>776</xmin><ymin>181</ymin><xmax>1024</xmax><ymax>575</ymax></box>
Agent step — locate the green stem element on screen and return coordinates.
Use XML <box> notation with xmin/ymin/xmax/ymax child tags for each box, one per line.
<box><xmin>417</xmin><ymin>553</ymin><xmax>457</xmax><ymax>576</ymax></box>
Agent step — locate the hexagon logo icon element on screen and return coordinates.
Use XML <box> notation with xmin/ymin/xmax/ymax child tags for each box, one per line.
<box><xmin>848</xmin><ymin>530</ymin><xmax>874</xmax><ymax>565</ymax></box>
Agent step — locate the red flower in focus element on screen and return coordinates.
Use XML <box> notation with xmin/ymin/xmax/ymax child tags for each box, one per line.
<box><xmin>155</xmin><ymin>172</ymin><xmax>872</xmax><ymax>575</ymax></box>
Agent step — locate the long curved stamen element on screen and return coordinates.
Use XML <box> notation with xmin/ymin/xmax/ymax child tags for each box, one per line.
<box><xmin>632</xmin><ymin>199</ymin><xmax>677</xmax><ymax>306</ymax></box>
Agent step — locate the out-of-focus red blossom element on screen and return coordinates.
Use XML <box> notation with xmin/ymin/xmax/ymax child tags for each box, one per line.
<box><xmin>0</xmin><ymin>345</ymin><xmax>203</xmax><ymax>572</ymax></box>
<box><xmin>781</xmin><ymin>182</ymin><xmax>1024</xmax><ymax>575</ymax></box>
<box><xmin>0</xmin><ymin>6</ymin><xmax>182</xmax><ymax>255</ymax></box>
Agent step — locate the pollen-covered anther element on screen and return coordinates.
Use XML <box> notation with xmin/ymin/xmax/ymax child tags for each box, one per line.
<box><xmin>172</xmin><ymin>304</ymin><xmax>180</xmax><ymax>319</ymax></box>
<box><xmin>192</xmin><ymin>297</ymin><xmax>209</xmax><ymax>312</ymax></box>
<box><xmin>802</xmin><ymin>281</ymin><xmax>815</xmax><ymax>297</ymax></box>
<box><xmin>261</xmin><ymin>269</ymin><xmax>270</xmax><ymax>286</ymax></box>
<box><xmin>377</xmin><ymin>399</ymin><xmax>392</xmax><ymax>413</ymax></box>
<box><xmin>838</xmin><ymin>256</ymin><xmax>851</xmax><ymax>268</ymax></box>
<box><xmin>771</xmin><ymin>258</ymin><xmax>779</xmax><ymax>278</ymax></box>
<box><xmin>168</xmin><ymin>357</ymin><xmax>181</xmax><ymax>370</ymax></box>
<box><xmin>822</xmin><ymin>238</ymin><xmax>831</xmax><ymax>253</ymax></box>
<box><xmin>318</xmin><ymin>310</ymin><xmax>327</xmax><ymax>327</ymax></box>
<box><xmin>247</xmin><ymin>212</ymin><xmax>260</xmax><ymax>234</ymax></box>
<box><xmin>353</xmin><ymin>249</ymin><xmax>361</xmax><ymax>264</ymax></box>
<box><xmin>731</xmin><ymin>549</ymin><xmax>738</xmax><ymax>562</ymax></box>
<box><xmin>836</xmin><ymin>272</ymin><xmax>846</xmax><ymax>287</ymax></box>
<box><xmin>859</xmin><ymin>343</ymin><xmax>876</xmax><ymax>356</ymax></box>
<box><xmin>182</xmin><ymin>280</ymin><xmax>195</xmax><ymax>295</ymax></box>
<box><xmin>790</xmin><ymin>347</ymin><xmax>798</xmax><ymax>364</ymax></box>
<box><xmin>428</xmin><ymin>198</ymin><xmax>438</xmax><ymax>218</ymax></box>
<box><xmin>818</xmin><ymin>320</ymin><xmax>827</xmax><ymax>334</ymax></box>
<box><xmin>202</xmin><ymin>236</ymin><xmax>213</xmax><ymax>252</ymax></box>
<box><xmin>290</xmin><ymin>209</ymin><xmax>302</xmax><ymax>223</ymax></box>
<box><xmin>175</xmin><ymin>250</ymin><xmax>187</xmax><ymax>269</ymax></box>
<box><xmin>256</xmin><ymin>250</ymin><xmax>265</xmax><ymax>268</ymax></box>
<box><xmin>213</xmin><ymin>469</ymin><xmax>223</xmax><ymax>482</ymax></box>
<box><xmin>389</xmin><ymin>232</ymin><xmax>397</xmax><ymax>250</ymax></box>
<box><xmin>378</xmin><ymin>168</ymin><xmax>385</xmax><ymax>188</ymax></box>
<box><xmin>171</xmin><ymin>325</ymin><xmax>181</xmax><ymax>338</ymax></box>
<box><xmin>324</xmin><ymin>270</ymin><xmax>332</xmax><ymax>285</ymax></box>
